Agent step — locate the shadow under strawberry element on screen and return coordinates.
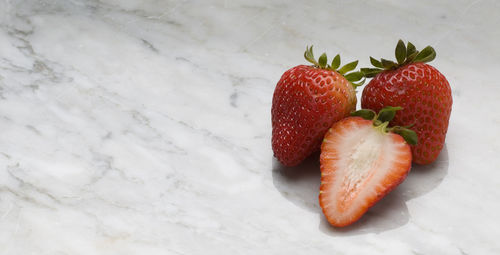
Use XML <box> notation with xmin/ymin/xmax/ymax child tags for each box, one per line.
<box><xmin>272</xmin><ymin>145</ymin><xmax>449</xmax><ymax>236</ymax></box>
<box><xmin>272</xmin><ymin>151</ymin><xmax>323</xmax><ymax>212</ymax></box>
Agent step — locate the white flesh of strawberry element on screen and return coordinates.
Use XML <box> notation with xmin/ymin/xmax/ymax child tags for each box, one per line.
<box><xmin>321</xmin><ymin>121</ymin><xmax>409</xmax><ymax>224</ymax></box>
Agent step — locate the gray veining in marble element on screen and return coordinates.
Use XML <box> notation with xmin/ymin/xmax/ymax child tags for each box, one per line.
<box><xmin>1</xmin><ymin>0</ymin><xmax>499</xmax><ymax>254</ymax></box>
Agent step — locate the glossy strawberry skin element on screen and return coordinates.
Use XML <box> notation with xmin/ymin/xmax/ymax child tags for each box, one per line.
<box><xmin>272</xmin><ymin>65</ymin><xmax>356</xmax><ymax>166</ymax></box>
<box><xmin>361</xmin><ymin>62</ymin><xmax>452</xmax><ymax>164</ymax></box>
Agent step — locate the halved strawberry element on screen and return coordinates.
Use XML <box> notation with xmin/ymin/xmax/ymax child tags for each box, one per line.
<box><xmin>319</xmin><ymin>107</ymin><xmax>416</xmax><ymax>227</ymax></box>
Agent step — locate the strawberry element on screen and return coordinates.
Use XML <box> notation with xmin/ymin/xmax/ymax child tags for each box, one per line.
<box><xmin>272</xmin><ymin>46</ymin><xmax>365</xmax><ymax>166</ymax></box>
<box><xmin>319</xmin><ymin>107</ymin><xmax>416</xmax><ymax>227</ymax></box>
<box><xmin>361</xmin><ymin>40</ymin><xmax>452</xmax><ymax>164</ymax></box>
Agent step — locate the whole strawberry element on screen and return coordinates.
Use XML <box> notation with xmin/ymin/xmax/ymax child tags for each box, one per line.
<box><xmin>361</xmin><ymin>40</ymin><xmax>452</xmax><ymax>164</ymax></box>
<box><xmin>272</xmin><ymin>46</ymin><xmax>364</xmax><ymax>166</ymax></box>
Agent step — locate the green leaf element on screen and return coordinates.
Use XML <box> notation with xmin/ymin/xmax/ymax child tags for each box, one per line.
<box><xmin>338</xmin><ymin>60</ymin><xmax>358</xmax><ymax>75</ymax></box>
<box><xmin>370</xmin><ymin>57</ymin><xmax>383</xmax><ymax>68</ymax></box>
<box><xmin>351</xmin><ymin>109</ymin><xmax>376</xmax><ymax>120</ymax></box>
<box><xmin>318</xmin><ymin>53</ymin><xmax>327</xmax><ymax>68</ymax></box>
<box><xmin>413</xmin><ymin>45</ymin><xmax>436</xmax><ymax>63</ymax></box>
<box><xmin>395</xmin><ymin>39</ymin><xmax>406</xmax><ymax>64</ymax></box>
<box><xmin>392</xmin><ymin>127</ymin><xmax>418</xmax><ymax>145</ymax></box>
<box><xmin>381</xmin><ymin>58</ymin><xmax>397</xmax><ymax>69</ymax></box>
<box><xmin>377</xmin><ymin>106</ymin><xmax>403</xmax><ymax>123</ymax></box>
<box><xmin>406</xmin><ymin>51</ymin><xmax>419</xmax><ymax>63</ymax></box>
<box><xmin>360</xmin><ymin>68</ymin><xmax>381</xmax><ymax>72</ymax></box>
<box><xmin>360</xmin><ymin>67</ymin><xmax>382</xmax><ymax>78</ymax></box>
<box><xmin>406</xmin><ymin>42</ymin><xmax>417</xmax><ymax>57</ymax></box>
<box><xmin>304</xmin><ymin>45</ymin><xmax>318</xmax><ymax>65</ymax></box>
<box><xmin>403</xmin><ymin>123</ymin><xmax>416</xmax><ymax>129</ymax></box>
<box><xmin>344</xmin><ymin>71</ymin><xmax>364</xmax><ymax>82</ymax></box>
<box><xmin>331</xmin><ymin>54</ymin><xmax>341</xmax><ymax>70</ymax></box>
<box><xmin>352</xmin><ymin>78</ymin><xmax>366</xmax><ymax>88</ymax></box>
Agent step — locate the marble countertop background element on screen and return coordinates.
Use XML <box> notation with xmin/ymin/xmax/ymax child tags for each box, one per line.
<box><xmin>1</xmin><ymin>0</ymin><xmax>499</xmax><ymax>254</ymax></box>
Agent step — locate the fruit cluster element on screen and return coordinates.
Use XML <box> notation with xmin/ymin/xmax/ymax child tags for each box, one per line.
<box><xmin>271</xmin><ymin>40</ymin><xmax>452</xmax><ymax>227</ymax></box>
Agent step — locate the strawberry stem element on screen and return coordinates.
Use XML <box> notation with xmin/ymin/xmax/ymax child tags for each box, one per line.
<box><xmin>351</xmin><ymin>106</ymin><xmax>418</xmax><ymax>145</ymax></box>
<box><xmin>374</xmin><ymin>121</ymin><xmax>389</xmax><ymax>133</ymax></box>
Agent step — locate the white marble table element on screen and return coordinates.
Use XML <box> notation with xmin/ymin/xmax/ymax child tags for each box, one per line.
<box><xmin>1</xmin><ymin>0</ymin><xmax>499</xmax><ymax>254</ymax></box>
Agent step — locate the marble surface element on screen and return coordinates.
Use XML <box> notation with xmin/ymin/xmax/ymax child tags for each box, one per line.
<box><xmin>1</xmin><ymin>0</ymin><xmax>499</xmax><ymax>254</ymax></box>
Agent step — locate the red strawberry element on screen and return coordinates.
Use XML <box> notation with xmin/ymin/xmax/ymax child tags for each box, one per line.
<box><xmin>319</xmin><ymin>107</ymin><xmax>416</xmax><ymax>227</ymax></box>
<box><xmin>272</xmin><ymin>47</ymin><xmax>365</xmax><ymax>166</ymax></box>
<box><xmin>361</xmin><ymin>40</ymin><xmax>452</xmax><ymax>164</ymax></box>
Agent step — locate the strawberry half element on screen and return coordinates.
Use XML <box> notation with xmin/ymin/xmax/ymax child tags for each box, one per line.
<box><xmin>272</xmin><ymin>47</ymin><xmax>365</xmax><ymax>166</ymax></box>
<box><xmin>361</xmin><ymin>40</ymin><xmax>452</xmax><ymax>164</ymax></box>
<box><xmin>319</xmin><ymin>107</ymin><xmax>416</xmax><ymax>227</ymax></box>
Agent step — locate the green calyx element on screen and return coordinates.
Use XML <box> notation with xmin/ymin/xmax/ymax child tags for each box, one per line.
<box><xmin>351</xmin><ymin>106</ymin><xmax>418</xmax><ymax>145</ymax></box>
<box><xmin>360</xmin><ymin>39</ymin><xmax>437</xmax><ymax>78</ymax></box>
<box><xmin>304</xmin><ymin>46</ymin><xmax>365</xmax><ymax>88</ymax></box>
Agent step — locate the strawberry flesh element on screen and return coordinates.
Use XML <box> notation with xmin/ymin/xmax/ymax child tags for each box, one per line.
<box><xmin>319</xmin><ymin>117</ymin><xmax>412</xmax><ymax>227</ymax></box>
